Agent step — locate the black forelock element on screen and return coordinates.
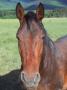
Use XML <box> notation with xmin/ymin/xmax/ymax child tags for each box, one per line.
<box><xmin>25</xmin><ymin>11</ymin><xmax>37</xmax><ymax>23</ymax></box>
<box><xmin>24</xmin><ymin>11</ymin><xmax>38</xmax><ymax>29</ymax></box>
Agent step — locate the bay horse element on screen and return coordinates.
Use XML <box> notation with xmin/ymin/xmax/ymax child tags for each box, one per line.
<box><xmin>16</xmin><ymin>2</ymin><xmax>67</xmax><ymax>90</ymax></box>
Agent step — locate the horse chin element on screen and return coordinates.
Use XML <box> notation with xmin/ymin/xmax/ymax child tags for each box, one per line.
<box><xmin>24</xmin><ymin>84</ymin><xmax>38</xmax><ymax>90</ymax></box>
<box><xmin>26</xmin><ymin>87</ymin><xmax>38</xmax><ymax>90</ymax></box>
<box><xmin>20</xmin><ymin>81</ymin><xmax>38</xmax><ymax>90</ymax></box>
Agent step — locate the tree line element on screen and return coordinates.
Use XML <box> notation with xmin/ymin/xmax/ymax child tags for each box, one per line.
<box><xmin>0</xmin><ymin>10</ymin><xmax>16</xmax><ymax>19</ymax></box>
<box><xmin>45</xmin><ymin>8</ymin><xmax>67</xmax><ymax>17</ymax></box>
<box><xmin>0</xmin><ymin>9</ymin><xmax>67</xmax><ymax>18</ymax></box>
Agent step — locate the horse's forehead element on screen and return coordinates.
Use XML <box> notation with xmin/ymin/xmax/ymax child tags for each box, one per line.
<box><xmin>18</xmin><ymin>13</ymin><xmax>44</xmax><ymax>40</ymax></box>
<box><xmin>21</xmin><ymin>20</ymin><xmax>42</xmax><ymax>35</ymax></box>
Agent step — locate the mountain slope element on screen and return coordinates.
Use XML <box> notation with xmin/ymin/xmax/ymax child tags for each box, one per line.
<box><xmin>0</xmin><ymin>0</ymin><xmax>67</xmax><ymax>10</ymax></box>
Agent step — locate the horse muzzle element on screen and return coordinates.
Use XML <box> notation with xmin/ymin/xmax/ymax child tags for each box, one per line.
<box><xmin>21</xmin><ymin>71</ymin><xmax>40</xmax><ymax>88</ymax></box>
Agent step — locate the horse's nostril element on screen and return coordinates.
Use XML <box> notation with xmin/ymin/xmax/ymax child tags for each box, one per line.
<box><xmin>21</xmin><ymin>71</ymin><xmax>26</xmax><ymax>82</ymax></box>
<box><xmin>34</xmin><ymin>73</ymin><xmax>40</xmax><ymax>83</ymax></box>
<box><xmin>36</xmin><ymin>73</ymin><xmax>40</xmax><ymax>79</ymax></box>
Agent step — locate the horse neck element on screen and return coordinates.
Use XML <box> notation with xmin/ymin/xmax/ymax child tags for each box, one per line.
<box><xmin>44</xmin><ymin>36</ymin><xmax>55</xmax><ymax>67</ymax></box>
<box><xmin>40</xmin><ymin>35</ymin><xmax>57</xmax><ymax>80</ymax></box>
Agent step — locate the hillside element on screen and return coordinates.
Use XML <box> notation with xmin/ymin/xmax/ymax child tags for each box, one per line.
<box><xmin>0</xmin><ymin>0</ymin><xmax>67</xmax><ymax>10</ymax></box>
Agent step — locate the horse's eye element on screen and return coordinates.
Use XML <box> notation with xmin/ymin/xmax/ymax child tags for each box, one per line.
<box><xmin>42</xmin><ymin>36</ymin><xmax>45</xmax><ymax>39</ymax></box>
<box><xmin>16</xmin><ymin>35</ymin><xmax>20</xmax><ymax>40</ymax></box>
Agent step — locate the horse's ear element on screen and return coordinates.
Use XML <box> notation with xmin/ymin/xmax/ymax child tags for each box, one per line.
<box><xmin>16</xmin><ymin>3</ymin><xmax>24</xmax><ymax>20</ymax></box>
<box><xmin>36</xmin><ymin>3</ymin><xmax>44</xmax><ymax>21</ymax></box>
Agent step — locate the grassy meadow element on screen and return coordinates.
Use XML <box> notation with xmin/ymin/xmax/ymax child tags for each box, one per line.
<box><xmin>0</xmin><ymin>18</ymin><xmax>67</xmax><ymax>75</ymax></box>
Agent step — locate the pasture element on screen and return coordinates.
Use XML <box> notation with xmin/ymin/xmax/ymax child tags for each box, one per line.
<box><xmin>0</xmin><ymin>18</ymin><xmax>67</xmax><ymax>75</ymax></box>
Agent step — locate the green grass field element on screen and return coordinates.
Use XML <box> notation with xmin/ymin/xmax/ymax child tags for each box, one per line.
<box><xmin>0</xmin><ymin>18</ymin><xmax>67</xmax><ymax>75</ymax></box>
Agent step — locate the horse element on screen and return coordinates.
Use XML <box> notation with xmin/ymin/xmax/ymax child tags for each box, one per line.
<box><xmin>16</xmin><ymin>2</ymin><xmax>67</xmax><ymax>90</ymax></box>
